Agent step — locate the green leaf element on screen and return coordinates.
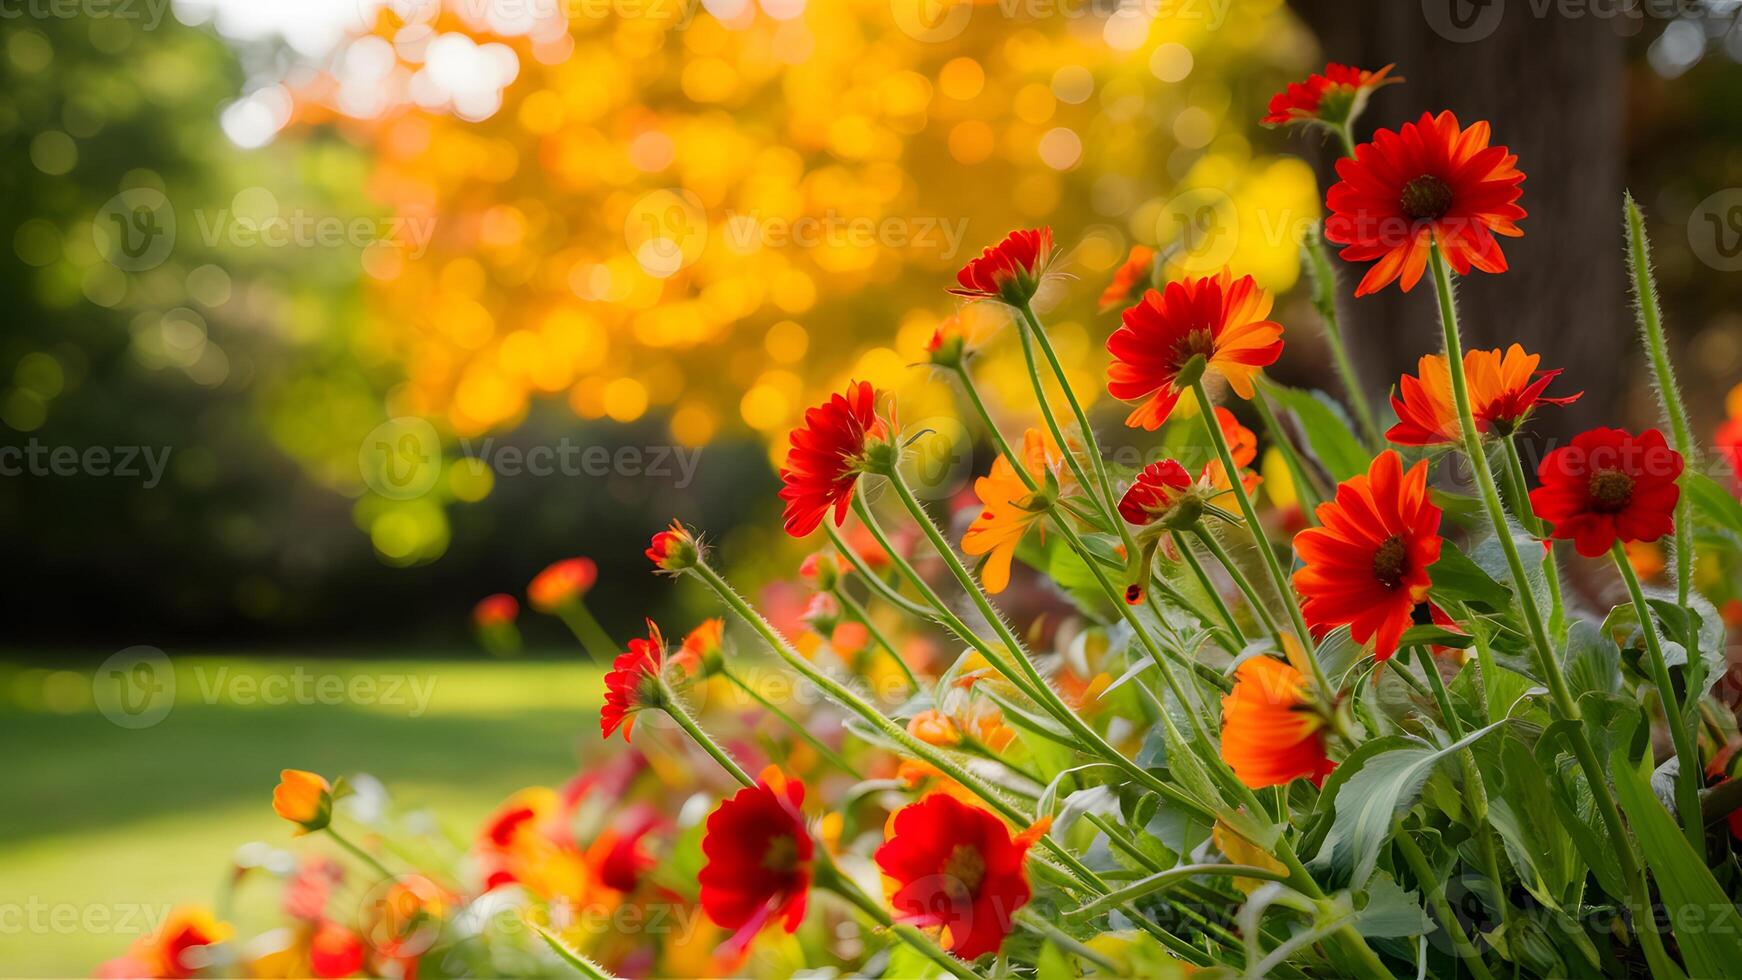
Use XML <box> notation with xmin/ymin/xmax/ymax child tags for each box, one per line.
<box><xmin>1427</xmin><ymin>542</ymin><xmax>1512</xmax><ymax>611</ymax></box>
<box><xmin>1562</xmin><ymin>619</ymin><xmax>1622</xmax><ymax>699</ymax></box>
<box><xmin>1354</xmin><ymin>872</ymin><xmax>1434</xmax><ymax>938</ymax></box>
<box><xmin>1612</xmin><ymin>744</ymin><xmax>1742</xmax><ymax>978</ymax></box>
<box><xmin>1685</xmin><ymin>470</ymin><xmax>1742</xmax><ymax>539</ymax></box>
<box><xmin>1311</xmin><ymin>722</ymin><xmax>1504</xmax><ymax>889</ymax></box>
<box><xmin>1263</xmin><ymin>383</ymin><xmax>1370</xmax><ymax>482</ymax></box>
<box><xmin>1492</xmin><ymin>735</ymin><xmax>1582</xmax><ymax>909</ymax></box>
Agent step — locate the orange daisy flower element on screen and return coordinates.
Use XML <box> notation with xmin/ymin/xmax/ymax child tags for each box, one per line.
<box><xmin>527</xmin><ymin>557</ymin><xmax>597</xmax><ymax>612</ymax></box>
<box><xmin>1220</xmin><ymin>656</ymin><xmax>1334</xmax><ymax>788</ymax></box>
<box><xmin>600</xmin><ymin>620</ymin><xmax>665</xmax><ymax>741</ymax></box>
<box><xmin>672</xmin><ymin>617</ymin><xmax>725</xmax><ymax>677</ymax></box>
<box><xmin>1388</xmin><ymin>344</ymin><xmax>1581</xmax><ymax>446</ymax></box>
<box><xmin>1105</xmin><ymin>269</ymin><xmax>1284</xmax><ymax>430</ymax></box>
<box><xmin>949</xmin><ymin>227</ymin><xmax>1054</xmax><ymax>305</ymax></box>
<box><xmin>1098</xmin><ymin>244</ymin><xmax>1155</xmax><ymax>312</ymax></box>
<box><xmin>1263</xmin><ymin>63</ymin><xmax>1400</xmax><ymax>129</ymax></box>
<box><xmin>1293</xmin><ymin>451</ymin><xmax>1443</xmax><ymax>660</ymax></box>
<box><xmin>778</xmin><ymin>380</ymin><xmax>894</xmax><ymax>538</ymax></box>
<box><xmin>960</xmin><ymin>428</ymin><xmax>1058</xmax><ymax>594</ymax></box>
<box><xmin>1202</xmin><ymin>406</ymin><xmax>1262</xmax><ymax>494</ymax></box>
<box><xmin>1325</xmin><ymin>111</ymin><xmax>1525</xmax><ymax>296</ymax></box>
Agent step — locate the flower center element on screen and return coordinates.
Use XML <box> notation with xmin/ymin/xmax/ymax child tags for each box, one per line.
<box><xmin>1400</xmin><ymin>174</ymin><xmax>1454</xmax><ymax>221</ymax></box>
<box><xmin>761</xmin><ymin>833</ymin><xmax>800</xmax><ymax>873</ymax></box>
<box><xmin>1588</xmin><ymin>468</ymin><xmax>1634</xmax><ymax>513</ymax></box>
<box><xmin>1371</xmin><ymin>535</ymin><xmax>1408</xmax><ymax>589</ymax></box>
<box><xmin>941</xmin><ymin>843</ymin><xmax>986</xmax><ymax>895</ymax></box>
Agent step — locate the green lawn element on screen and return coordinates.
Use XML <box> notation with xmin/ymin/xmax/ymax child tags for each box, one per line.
<box><xmin>0</xmin><ymin>655</ymin><xmax>606</xmax><ymax>977</ymax></box>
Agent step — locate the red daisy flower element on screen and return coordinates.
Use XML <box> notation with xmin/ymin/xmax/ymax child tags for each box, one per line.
<box><xmin>1098</xmin><ymin>244</ymin><xmax>1156</xmax><ymax>312</ymax></box>
<box><xmin>1529</xmin><ymin>427</ymin><xmax>1682</xmax><ymax>558</ymax></box>
<box><xmin>1106</xmin><ymin>269</ymin><xmax>1284</xmax><ymax>430</ymax></box>
<box><xmin>778</xmin><ymin>380</ymin><xmax>893</xmax><ymax>538</ymax></box>
<box><xmin>1293</xmin><ymin>450</ymin><xmax>1443</xmax><ymax>660</ymax></box>
<box><xmin>1220</xmin><ymin>656</ymin><xmax>1335</xmax><ymax>788</ymax></box>
<box><xmin>1388</xmin><ymin>344</ymin><xmax>1581</xmax><ymax>446</ymax></box>
<box><xmin>949</xmin><ymin>227</ymin><xmax>1054</xmax><ymax>304</ymax></box>
<box><xmin>646</xmin><ymin>520</ymin><xmax>700</xmax><ymax>572</ymax></box>
<box><xmin>527</xmin><ymin>557</ymin><xmax>597</xmax><ymax>612</ymax></box>
<box><xmin>873</xmin><ymin>794</ymin><xmax>1044</xmax><ymax>961</ymax></box>
<box><xmin>472</xmin><ymin>593</ymin><xmax>518</xmax><ymax>629</ymax></box>
<box><xmin>698</xmin><ymin>767</ymin><xmax>813</xmax><ymax>947</ymax></box>
<box><xmin>1118</xmin><ymin>459</ymin><xmax>1195</xmax><ymax>527</ymax></box>
<box><xmin>1263</xmin><ymin>63</ymin><xmax>1400</xmax><ymax>128</ymax></box>
<box><xmin>1325</xmin><ymin>110</ymin><xmax>1526</xmax><ymax>296</ymax></box>
<box><xmin>600</xmin><ymin>620</ymin><xmax>665</xmax><ymax>741</ymax></box>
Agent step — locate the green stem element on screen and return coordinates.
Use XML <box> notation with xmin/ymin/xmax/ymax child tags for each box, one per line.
<box><xmin>1612</xmin><ymin>542</ymin><xmax>1705</xmax><ymax>855</ymax></box>
<box><xmin>951</xmin><ymin>363</ymin><xmax>1021</xmax><ymax>471</ymax></box>
<box><xmin>557</xmin><ymin>602</ymin><xmax>616</xmax><ymax>661</ymax></box>
<box><xmin>1189</xmin><ymin>380</ymin><xmax>1328</xmax><ymax>696</ymax></box>
<box><xmin>1414</xmin><ymin>646</ymin><xmax>1463</xmax><ymax>739</ymax></box>
<box><xmin>821</xmin><ymin>522</ymin><xmax>934</xmax><ymax>620</ymax></box>
<box><xmin>1500</xmin><ymin>434</ymin><xmax>1566</xmax><ymax>640</ymax></box>
<box><xmin>818</xmin><ymin>860</ymin><xmax>979</xmax><ymax>979</ymax></box>
<box><xmin>659</xmin><ymin>676</ymin><xmax>754</xmax><ymax>787</ymax></box>
<box><xmin>832</xmin><ymin>586</ymin><xmax>921</xmax><ymax>695</ymax></box>
<box><xmin>1427</xmin><ymin>241</ymin><xmax>1665</xmax><ymax>961</ymax></box>
<box><xmin>1392</xmin><ymin>818</ymin><xmax>1497</xmax><ymax>980</ymax></box>
<box><xmin>323</xmin><ymin>826</ymin><xmax>398</xmax><ymax>883</ymax></box>
<box><xmin>1175</xmin><ymin>531</ymin><xmax>1247</xmax><ymax>647</ymax></box>
<box><xmin>1251</xmin><ymin>381</ymin><xmax>1325</xmax><ymax>522</ymax></box>
<box><xmin>1304</xmin><ymin>223</ymin><xmax>1382</xmax><ymax>450</ymax></box>
<box><xmin>721</xmin><ymin>668</ymin><xmax>863</xmax><ymax>780</ymax></box>
<box><xmin>1193</xmin><ymin>525</ymin><xmax>1282</xmax><ymax>636</ymax></box>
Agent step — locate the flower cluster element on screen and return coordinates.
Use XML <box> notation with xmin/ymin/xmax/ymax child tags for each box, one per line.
<box><xmin>112</xmin><ymin>60</ymin><xmax>1742</xmax><ymax>980</ymax></box>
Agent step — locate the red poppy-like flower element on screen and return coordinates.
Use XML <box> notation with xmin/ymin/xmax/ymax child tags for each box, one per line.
<box><xmin>600</xmin><ymin>620</ymin><xmax>666</xmax><ymax>741</ymax></box>
<box><xmin>1118</xmin><ymin>459</ymin><xmax>1195</xmax><ymax>527</ymax></box>
<box><xmin>1530</xmin><ymin>427</ymin><xmax>1682</xmax><ymax>558</ymax></box>
<box><xmin>1263</xmin><ymin>63</ymin><xmax>1400</xmax><ymax>128</ymax></box>
<box><xmin>949</xmin><ymin>227</ymin><xmax>1054</xmax><ymax>304</ymax></box>
<box><xmin>1293</xmin><ymin>450</ymin><xmax>1442</xmax><ymax>660</ymax></box>
<box><xmin>1106</xmin><ymin>269</ymin><xmax>1284</xmax><ymax>430</ymax></box>
<box><xmin>1388</xmin><ymin>344</ymin><xmax>1581</xmax><ymax>446</ymax></box>
<box><xmin>1098</xmin><ymin>244</ymin><xmax>1155</xmax><ymax>312</ymax></box>
<box><xmin>874</xmin><ymin>793</ymin><xmax>1044</xmax><ymax>961</ymax></box>
<box><xmin>646</xmin><ymin>520</ymin><xmax>700</xmax><ymax>572</ymax></box>
<box><xmin>527</xmin><ymin>557</ymin><xmax>597</xmax><ymax>612</ymax></box>
<box><xmin>698</xmin><ymin>767</ymin><xmax>813</xmax><ymax>946</ymax></box>
<box><xmin>778</xmin><ymin>380</ymin><xmax>893</xmax><ymax>537</ymax></box>
<box><xmin>472</xmin><ymin>594</ymin><xmax>518</xmax><ymax>629</ymax></box>
<box><xmin>308</xmin><ymin>919</ymin><xmax>366</xmax><ymax>979</ymax></box>
<box><xmin>1325</xmin><ymin>110</ymin><xmax>1525</xmax><ymax>296</ymax></box>
<box><xmin>1220</xmin><ymin>656</ymin><xmax>1335</xmax><ymax>788</ymax></box>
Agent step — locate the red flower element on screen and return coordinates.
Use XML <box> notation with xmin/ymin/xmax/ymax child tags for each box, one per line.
<box><xmin>1717</xmin><ymin>415</ymin><xmax>1742</xmax><ymax>489</ymax></box>
<box><xmin>1098</xmin><ymin>244</ymin><xmax>1155</xmax><ymax>312</ymax></box>
<box><xmin>698</xmin><ymin>767</ymin><xmax>813</xmax><ymax>946</ymax></box>
<box><xmin>527</xmin><ymin>557</ymin><xmax>597</xmax><ymax>612</ymax></box>
<box><xmin>1293</xmin><ymin>451</ymin><xmax>1442</xmax><ymax>660</ymax></box>
<box><xmin>1220</xmin><ymin>656</ymin><xmax>1334</xmax><ymax>788</ymax></box>
<box><xmin>1325</xmin><ymin>111</ymin><xmax>1525</xmax><ymax>296</ymax></box>
<box><xmin>600</xmin><ymin>620</ymin><xmax>665</xmax><ymax>741</ymax></box>
<box><xmin>646</xmin><ymin>520</ymin><xmax>699</xmax><ymax>572</ymax></box>
<box><xmin>1106</xmin><ymin>269</ymin><xmax>1284</xmax><ymax>430</ymax></box>
<box><xmin>309</xmin><ymin>920</ymin><xmax>366</xmax><ymax>979</ymax></box>
<box><xmin>472</xmin><ymin>594</ymin><xmax>518</xmax><ymax>629</ymax></box>
<box><xmin>1530</xmin><ymin>427</ymin><xmax>1682</xmax><ymax>558</ymax></box>
<box><xmin>1263</xmin><ymin>63</ymin><xmax>1400</xmax><ymax>128</ymax></box>
<box><xmin>1388</xmin><ymin>344</ymin><xmax>1581</xmax><ymax>446</ymax></box>
<box><xmin>778</xmin><ymin>380</ymin><xmax>893</xmax><ymax>537</ymax></box>
<box><xmin>950</xmin><ymin>227</ymin><xmax>1054</xmax><ymax>304</ymax></box>
<box><xmin>1118</xmin><ymin>459</ymin><xmax>1194</xmax><ymax>527</ymax></box>
<box><xmin>874</xmin><ymin>794</ymin><xmax>1043</xmax><ymax>961</ymax></box>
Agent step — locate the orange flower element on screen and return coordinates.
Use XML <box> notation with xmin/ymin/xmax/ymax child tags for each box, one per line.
<box><xmin>1098</xmin><ymin>244</ymin><xmax>1155</xmax><ymax>312</ymax></box>
<box><xmin>272</xmin><ymin>770</ymin><xmax>333</xmax><ymax>835</ymax></box>
<box><xmin>527</xmin><ymin>557</ymin><xmax>597</xmax><ymax>612</ymax></box>
<box><xmin>925</xmin><ymin>311</ymin><xmax>1003</xmax><ymax>367</ymax></box>
<box><xmin>99</xmin><ymin>905</ymin><xmax>233</xmax><ymax>979</ymax></box>
<box><xmin>949</xmin><ymin>227</ymin><xmax>1054</xmax><ymax>305</ymax></box>
<box><xmin>1263</xmin><ymin>63</ymin><xmax>1400</xmax><ymax>129</ymax></box>
<box><xmin>672</xmin><ymin>617</ymin><xmax>725</xmax><ymax>676</ymax></box>
<box><xmin>1325</xmin><ymin>110</ymin><xmax>1525</xmax><ymax>295</ymax></box>
<box><xmin>1106</xmin><ymin>269</ymin><xmax>1284</xmax><ymax>430</ymax></box>
<box><xmin>601</xmin><ymin>620</ymin><xmax>666</xmax><ymax>741</ymax></box>
<box><xmin>1388</xmin><ymin>344</ymin><xmax>1581</xmax><ymax>446</ymax></box>
<box><xmin>476</xmin><ymin>787</ymin><xmax>591</xmax><ymax>898</ymax></box>
<box><xmin>1220</xmin><ymin>656</ymin><xmax>1334</xmax><ymax>788</ymax></box>
<box><xmin>1293</xmin><ymin>451</ymin><xmax>1442</xmax><ymax>660</ymax></box>
<box><xmin>778</xmin><ymin>380</ymin><xmax>894</xmax><ymax>537</ymax></box>
<box><xmin>961</xmin><ymin>429</ymin><xmax>1057</xmax><ymax>593</ymax></box>
<box><xmin>472</xmin><ymin>593</ymin><xmax>518</xmax><ymax>629</ymax></box>
<box><xmin>907</xmin><ymin>709</ymin><xmax>963</xmax><ymax>746</ymax></box>
<box><xmin>1202</xmin><ymin>406</ymin><xmax>1262</xmax><ymax>494</ymax></box>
